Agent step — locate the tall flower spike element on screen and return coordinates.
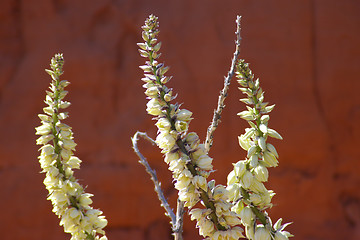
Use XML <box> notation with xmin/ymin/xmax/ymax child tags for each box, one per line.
<box><xmin>36</xmin><ymin>54</ymin><xmax>108</xmax><ymax>240</ymax></box>
<box><xmin>226</xmin><ymin>60</ymin><xmax>293</xmax><ymax>240</ymax></box>
<box><xmin>138</xmin><ymin>15</ymin><xmax>244</xmax><ymax>240</ymax></box>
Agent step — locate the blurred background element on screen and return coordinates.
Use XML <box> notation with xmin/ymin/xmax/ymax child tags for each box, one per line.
<box><xmin>1</xmin><ymin>0</ymin><xmax>360</xmax><ymax>239</ymax></box>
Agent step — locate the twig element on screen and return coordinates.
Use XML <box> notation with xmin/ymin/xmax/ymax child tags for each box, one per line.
<box><xmin>173</xmin><ymin>199</ymin><xmax>185</xmax><ymax>240</ymax></box>
<box><xmin>131</xmin><ymin>131</ymin><xmax>177</xmax><ymax>228</ymax></box>
<box><xmin>204</xmin><ymin>16</ymin><xmax>242</xmax><ymax>153</ymax></box>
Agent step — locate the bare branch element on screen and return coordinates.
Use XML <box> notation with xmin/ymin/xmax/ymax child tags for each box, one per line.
<box><xmin>131</xmin><ymin>131</ymin><xmax>177</xmax><ymax>227</ymax></box>
<box><xmin>173</xmin><ymin>199</ymin><xmax>185</xmax><ymax>240</ymax></box>
<box><xmin>204</xmin><ymin>15</ymin><xmax>242</xmax><ymax>153</ymax></box>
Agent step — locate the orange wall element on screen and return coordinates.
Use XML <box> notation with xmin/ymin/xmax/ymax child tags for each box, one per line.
<box><xmin>1</xmin><ymin>0</ymin><xmax>360</xmax><ymax>239</ymax></box>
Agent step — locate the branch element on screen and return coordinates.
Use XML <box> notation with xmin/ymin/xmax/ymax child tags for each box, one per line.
<box><xmin>173</xmin><ymin>199</ymin><xmax>185</xmax><ymax>240</ymax></box>
<box><xmin>131</xmin><ymin>131</ymin><xmax>177</xmax><ymax>227</ymax></box>
<box><xmin>204</xmin><ymin>15</ymin><xmax>242</xmax><ymax>153</ymax></box>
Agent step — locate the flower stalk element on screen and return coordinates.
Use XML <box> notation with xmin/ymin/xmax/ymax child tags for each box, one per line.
<box><xmin>205</xmin><ymin>15</ymin><xmax>242</xmax><ymax>153</ymax></box>
<box><xmin>36</xmin><ymin>54</ymin><xmax>108</xmax><ymax>240</ymax></box>
<box><xmin>226</xmin><ymin>60</ymin><xmax>293</xmax><ymax>240</ymax></box>
<box><xmin>138</xmin><ymin>15</ymin><xmax>244</xmax><ymax>240</ymax></box>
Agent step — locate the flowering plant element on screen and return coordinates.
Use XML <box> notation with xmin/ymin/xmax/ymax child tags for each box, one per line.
<box><xmin>36</xmin><ymin>54</ymin><xmax>107</xmax><ymax>240</ymax></box>
<box><xmin>133</xmin><ymin>15</ymin><xmax>293</xmax><ymax>240</ymax></box>
<box><xmin>36</xmin><ymin>15</ymin><xmax>293</xmax><ymax>240</ymax></box>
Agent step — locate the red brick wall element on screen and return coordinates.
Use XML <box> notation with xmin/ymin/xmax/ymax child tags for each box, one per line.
<box><xmin>1</xmin><ymin>0</ymin><xmax>360</xmax><ymax>239</ymax></box>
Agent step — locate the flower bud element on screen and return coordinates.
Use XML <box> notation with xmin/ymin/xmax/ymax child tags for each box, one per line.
<box><xmin>237</xmin><ymin>110</ymin><xmax>254</xmax><ymax>121</ymax></box>
<box><xmin>249</xmin><ymin>193</ymin><xmax>262</xmax><ymax>206</ymax></box>
<box><xmin>79</xmin><ymin>193</ymin><xmax>93</xmax><ymax>207</ymax></box>
<box><xmin>260</xmin><ymin>114</ymin><xmax>270</xmax><ymax>123</ymax></box>
<box><xmin>67</xmin><ymin>156</ymin><xmax>82</xmax><ymax>169</ymax></box>
<box><xmin>176</xmin><ymin>109</ymin><xmax>192</xmax><ymax>121</ymax></box>
<box><xmin>259</xmin><ymin>191</ymin><xmax>273</xmax><ymax>208</ymax></box>
<box><xmin>254</xmin><ymin>226</ymin><xmax>271</xmax><ymax>240</ymax></box>
<box><xmin>274</xmin><ymin>231</ymin><xmax>289</xmax><ymax>240</ymax></box>
<box><xmin>234</xmin><ymin>160</ymin><xmax>246</xmax><ymax>178</ymax></box>
<box><xmin>196</xmin><ymin>155</ymin><xmax>213</xmax><ymax>170</ymax></box>
<box><xmin>247</xmin><ymin>145</ymin><xmax>257</xmax><ymax>158</ymax></box>
<box><xmin>240</xmin><ymin>206</ymin><xmax>255</xmax><ymax>226</ymax></box>
<box><xmin>156</xmin><ymin>131</ymin><xmax>176</xmax><ymax>151</ymax></box>
<box><xmin>238</xmin><ymin>135</ymin><xmax>251</xmax><ymax>150</ymax></box>
<box><xmin>226</xmin><ymin>183</ymin><xmax>240</xmax><ymax>202</ymax></box>
<box><xmin>36</xmin><ymin>134</ymin><xmax>54</xmax><ymax>145</ymax></box>
<box><xmin>230</xmin><ymin>227</ymin><xmax>245</xmax><ymax>239</ymax></box>
<box><xmin>262</xmin><ymin>104</ymin><xmax>275</xmax><ymax>114</ymax></box>
<box><xmin>43</xmin><ymin>106</ymin><xmax>54</xmax><ymax>115</ymax></box>
<box><xmin>192</xmin><ymin>144</ymin><xmax>206</xmax><ymax>159</ymax></box>
<box><xmin>156</xmin><ymin>118</ymin><xmax>171</xmax><ymax>131</ymax></box>
<box><xmin>249</xmin><ymin>179</ymin><xmax>267</xmax><ymax>193</ymax></box>
<box><xmin>207</xmin><ymin>179</ymin><xmax>216</xmax><ymax>190</ymax></box>
<box><xmin>168</xmin><ymin>158</ymin><xmax>186</xmax><ymax>173</ymax></box>
<box><xmin>40</xmin><ymin>144</ymin><xmax>55</xmax><ymax>156</ymax></box>
<box><xmin>174</xmin><ymin>172</ymin><xmax>191</xmax><ymax>190</ymax></box>
<box><xmin>175</xmin><ymin>120</ymin><xmax>188</xmax><ymax>133</ymax></box>
<box><xmin>266</xmin><ymin>143</ymin><xmax>279</xmax><ymax>158</ymax></box>
<box><xmin>227</xmin><ymin>170</ymin><xmax>236</xmax><ymax>185</ymax></box>
<box><xmin>145</xmin><ymin>86</ymin><xmax>158</xmax><ymax>97</ymax></box>
<box><xmin>35</xmin><ymin>123</ymin><xmax>52</xmax><ymax>135</ymax></box>
<box><xmin>139</xmin><ymin>64</ymin><xmax>152</xmax><ymax>73</ymax></box>
<box><xmin>59</xmin><ymin>80</ymin><xmax>70</xmax><ymax>88</ymax></box>
<box><xmin>59</xmin><ymin>101</ymin><xmax>71</xmax><ymax>109</ymax></box>
<box><xmin>161</xmin><ymin>76</ymin><xmax>172</xmax><ymax>84</ymax></box>
<box><xmin>274</xmin><ymin>218</ymin><xmax>283</xmax><ymax>230</ymax></box>
<box><xmin>267</xmin><ymin>128</ymin><xmax>283</xmax><ymax>140</ymax></box>
<box><xmin>258</xmin><ymin>137</ymin><xmax>267</xmax><ymax>151</ymax></box>
<box><xmin>58</xmin><ymin>112</ymin><xmax>68</xmax><ymax>120</ymax></box>
<box><xmin>198</xmin><ymin>218</ymin><xmax>215</xmax><ymax>237</ymax></box>
<box><xmin>164</xmin><ymin>152</ymin><xmax>179</xmax><ymax>164</ymax></box>
<box><xmin>224</xmin><ymin>214</ymin><xmax>242</xmax><ymax>226</ymax></box>
<box><xmin>56</xmin><ymin>122</ymin><xmax>72</xmax><ymax>131</ymax></box>
<box><xmin>240</xmin><ymin>170</ymin><xmax>253</xmax><ymax>189</ymax></box>
<box><xmin>146</xmin><ymin>98</ymin><xmax>163</xmax><ymax>116</ymax></box>
<box><xmin>262</xmin><ymin>151</ymin><xmax>278</xmax><ymax>167</ymax></box>
<box><xmin>193</xmin><ymin>175</ymin><xmax>207</xmax><ymax>191</ymax></box>
<box><xmin>213</xmin><ymin>186</ymin><xmax>229</xmax><ymax>201</ymax></box>
<box><xmin>231</xmin><ymin>199</ymin><xmax>244</xmax><ymax>214</ymax></box>
<box><xmin>38</xmin><ymin>114</ymin><xmax>51</xmax><ymax>122</ymax></box>
<box><xmin>243</xmin><ymin>128</ymin><xmax>255</xmax><ymax>139</ymax></box>
<box><xmin>39</xmin><ymin>154</ymin><xmax>57</xmax><ymax>169</ymax></box>
<box><xmin>189</xmin><ymin>208</ymin><xmax>204</xmax><ymax>221</ymax></box>
<box><xmin>60</xmin><ymin>149</ymin><xmax>71</xmax><ymax>161</ymax></box>
<box><xmin>59</xmin><ymin>139</ymin><xmax>77</xmax><ymax>150</ymax></box>
<box><xmin>259</xmin><ymin>124</ymin><xmax>268</xmax><ymax>134</ymax></box>
<box><xmin>249</xmin><ymin>154</ymin><xmax>259</xmax><ymax>168</ymax></box>
<box><xmin>179</xmin><ymin>186</ymin><xmax>199</xmax><ymax>208</ymax></box>
<box><xmin>164</xmin><ymin>91</ymin><xmax>172</xmax><ymax>102</ymax></box>
<box><xmin>253</xmin><ymin>164</ymin><xmax>269</xmax><ymax>182</ymax></box>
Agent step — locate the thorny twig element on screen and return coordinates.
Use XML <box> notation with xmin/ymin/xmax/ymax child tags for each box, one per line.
<box><xmin>204</xmin><ymin>16</ymin><xmax>242</xmax><ymax>153</ymax></box>
<box><xmin>131</xmin><ymin>131</ymin><xmax>184</xmax><ymax>240</ymax></box>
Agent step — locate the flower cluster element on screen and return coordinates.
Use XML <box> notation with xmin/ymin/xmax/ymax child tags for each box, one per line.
<box><xmin>36</xmin><ymin>54</ymin><xmax>107</xmax><ymax>240</ymax></box>
<box><xmin>139</xmin><ymin>15</ymin><xmax>244</xmax><ymax>240</ymax></box>
<box><xmin>226</xmin><ymin>60</ymin><xmax>292</xmax><ymax>240</ymax></box>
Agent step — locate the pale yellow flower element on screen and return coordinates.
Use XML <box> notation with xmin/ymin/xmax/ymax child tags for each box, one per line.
<box><xmin>156</xmin><ymin>131</ymin><xmax>176</xmax><ymax>151</ymax></box>
<box><xmin>196</xmin><ymin>155</ymin><xmax>213</xmax><ymax>170</ymax></box>
<box><xmin>146</xmin><ymin>98</ymin><xmax>163</xmax><ymax>116</ymax></box>
<box><xmin>36</xmin><ymin>54</ymin><xmax>107</xmax><ymax>239</ymax></box>
<box><xmin>176</xmin><ymin>109</ymin><xmax>192</xmax><ymax>121</ymax></box>
<box><xmin>254</xmin><ymin>226</ymin><xmax>271</xmax><ymax>240</ymax></box>
<box><xmin>239</xmin><ymin>207</ymin><xmax>255</xmax><ymax>226</ymax></box>
<box><xmin>253</xmin><ymin>164</ymin><xmax>269</xmax><ymax>182</ymax></box>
